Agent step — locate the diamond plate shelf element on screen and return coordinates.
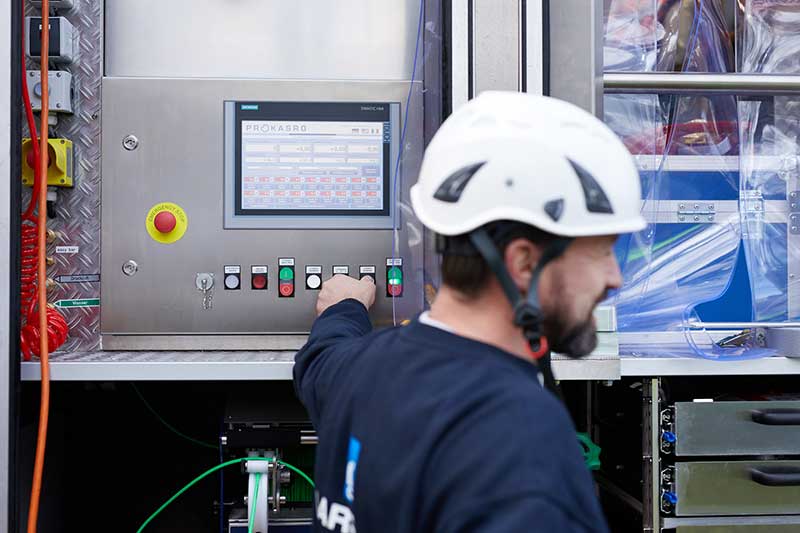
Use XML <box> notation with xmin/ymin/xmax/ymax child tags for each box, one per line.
<box><xmin>21</xmin><ymin>351</ymin><xmax>297</xmax><ymax>381</ymax></box>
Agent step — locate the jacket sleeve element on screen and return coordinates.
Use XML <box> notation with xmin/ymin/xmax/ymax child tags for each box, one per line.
<box><xmin>293</xmin><ymin>299</ymin><xmax>372</xmax><ymax>423</ymax></box>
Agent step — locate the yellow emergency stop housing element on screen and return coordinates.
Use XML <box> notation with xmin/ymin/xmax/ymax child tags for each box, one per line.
<box><xmin>21</xmin><ymin>137</ymin><xmax>74</xmax><ymax>188</ymax></box>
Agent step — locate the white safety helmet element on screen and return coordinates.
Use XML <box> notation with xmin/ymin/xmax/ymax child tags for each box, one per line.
<box><xmin>410</xmin><ymin>91</ymin><xmax>646</xmax><ymax>238</ymax></box>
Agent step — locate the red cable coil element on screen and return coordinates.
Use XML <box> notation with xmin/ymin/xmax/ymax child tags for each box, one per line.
<box><xmin>20</xmin><ymin>298</ymin><xmax>69</xmax><ymax>361</ymax></box>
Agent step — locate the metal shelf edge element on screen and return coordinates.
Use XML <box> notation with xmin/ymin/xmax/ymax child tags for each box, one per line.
<box><xmin>620</xmin><ymin>356</ymin><xmax>800</xmax><ymax>376</ymax></box>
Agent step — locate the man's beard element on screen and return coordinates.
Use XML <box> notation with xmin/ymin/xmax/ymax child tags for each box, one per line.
<box><xmin>544</xmin><ymin>309</ymin><xmax>598</xmax><ymax>358</ymax></box>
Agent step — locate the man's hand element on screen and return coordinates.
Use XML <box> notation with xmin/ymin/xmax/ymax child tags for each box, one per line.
<box><xmin>316</xmin><ymin>274</ymin><xmax>376</xmax><ymax>316</ymax></box>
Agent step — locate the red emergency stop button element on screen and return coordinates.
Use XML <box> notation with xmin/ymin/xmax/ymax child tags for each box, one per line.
<box><xmin>154</xmin><ymin>211</ymin><xmax>177</xmax><ymax>233</ymax></box>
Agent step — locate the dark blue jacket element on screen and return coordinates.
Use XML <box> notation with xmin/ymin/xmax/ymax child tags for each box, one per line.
<box><xmin>294</xmin><ymin>299</ymin><xmax>609</xmax><ymax>533</ymax></box>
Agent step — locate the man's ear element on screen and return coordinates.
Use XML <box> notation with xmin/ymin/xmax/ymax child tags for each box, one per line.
<box><xmin>503</xmin><ymin>238</ymin><xmax>542</xmax><ymax>292</ymax></box>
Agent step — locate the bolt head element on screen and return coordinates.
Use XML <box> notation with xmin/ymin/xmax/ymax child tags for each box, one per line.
<box><xmin>122</xmin><ymin>134</ymin><xmax>139</xmax><ymax>151</ymax></box>
<box><xmin>122</xmin><ymin>260</ymin><xmax>138</xmax><ymax>276</ymax></box>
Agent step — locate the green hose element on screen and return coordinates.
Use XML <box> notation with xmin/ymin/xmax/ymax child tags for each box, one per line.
<box><xmin>577</xmin><ymin>432</ymin><xmax>602</xmax><ymax>471</ymax></box>
<box><xmin>135</xmin><ymin>457</ymin><xmax>314</xmax><ymax>533</ymax></box>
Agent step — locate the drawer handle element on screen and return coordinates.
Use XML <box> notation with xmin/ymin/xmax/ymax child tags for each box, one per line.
<box><xmin>750</xmin><ymin>408</ymin><xmax>800</xmax><ymax>426</ymax></box>
<box><xmin>749</xmin><ymin>466</ymin><xmax>800</xmax><ymax>487</ymax></box>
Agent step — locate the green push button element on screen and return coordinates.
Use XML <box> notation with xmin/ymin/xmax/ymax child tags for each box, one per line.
<box><xmin>279</xmin><ymin>267</ymin><xmax>294</xmax><ymax>280</ymax></box>
<box><xmin>388</xmin><ymin>267</ymin><xmax>403</xmax><ymax>284</ymax></box>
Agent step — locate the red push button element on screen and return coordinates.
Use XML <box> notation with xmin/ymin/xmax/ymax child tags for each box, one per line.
<box><xmin>279</xmin><ymin>281</ymin><xmax>294</xmax><ymax>297</ymax></box>
<box><xmin>252</xmin><ymin>274</ymin><xmax>267</xmax><ymax>290</ymax></box>
<box><xmin>154</xmin><ymin>211</ymin><xmax>177</xmax><ymax>233</ymax></box>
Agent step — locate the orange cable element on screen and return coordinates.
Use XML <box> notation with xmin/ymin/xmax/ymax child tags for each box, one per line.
<box><xmin>27</xmin><ymin>0</ymin><xmax>50</xmax><ymax>530</ymax></box>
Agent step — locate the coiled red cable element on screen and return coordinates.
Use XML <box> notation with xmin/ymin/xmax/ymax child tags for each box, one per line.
<box><xmin>20</xmin><ymin>298</ymin><xmax>69</xmax><ymax>361</ymax></box>
<box><xmin>20</xmin><ymin>221</ymin><xmax>38</xmax><ymax>316</ymax></box>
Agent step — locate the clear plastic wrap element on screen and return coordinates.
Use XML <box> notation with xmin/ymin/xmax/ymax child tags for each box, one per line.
<box><xmin>738</xmin><ymin>0</ymin><xmax>800</xmax><ymax>325</ymax></box>
<box><xmin>604</xmin><ymin>0</ymin><xmax>661</xmax><ymax>72</ymax></box>
<box><xmin>391</xmin><ymin>0</ymin><xmax>444</xmax><ymax>323</ymax></box>
<box><xmin>607</xmin><ymin>0</ymin><xmax>768</xmax><ymax>358</ymax></box>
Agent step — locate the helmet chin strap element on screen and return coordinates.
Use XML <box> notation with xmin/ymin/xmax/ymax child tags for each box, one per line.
<box><xmin>468</xmin><ymin>229</ymin><xmax>573</xmax><ymax>396</ymax></box>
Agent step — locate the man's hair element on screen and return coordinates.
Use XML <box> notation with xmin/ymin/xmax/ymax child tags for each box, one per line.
<box><xmin>440</xmin><ymin>221</ymin><xmax>555</xmax><ymax>298</ymax></box>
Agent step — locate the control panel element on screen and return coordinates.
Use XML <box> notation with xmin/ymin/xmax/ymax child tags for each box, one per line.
<box><xmin>101</xmin><ymin>79</ymin><xmax>424</xmax><ymax>350</ymax></box>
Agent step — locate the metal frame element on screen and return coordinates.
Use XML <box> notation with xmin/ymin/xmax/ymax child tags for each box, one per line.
<box><xmin>449</xmin><ymin>0</ymin><xmax>469</xmax><ymax>110</ymax></box>
<box><xmin>548</xmin><ymin>0</ymin><xmax>603</xmax><ymax>115</ymax></box>
<box><xmin>642</xmin><ymin>378</ymin><xmax>660</xmax><ymax>533</ymax></box>
<box><xmin>663</xmin><ymin>516</ymin><xmax>800</xmax><ymax>528</ymax></box>
<box><xmin>471</xmin><ymin>0</ymin><xmax>522</xmax><ymax>94</ymax></box>
<box><xmin>524</xmin><ymin>0</ymin><xmax>544</xmax><ymax>95</ymax></box>
<box><xmin>20</xmin><ymin>352</ymin><xmax>800</xmax><ymax>382</ymax></box>
<box><xmin>2</xmin><ymin>0</ymin><xmax>18</xmax><ymax>528</ymax></box>
<box><xmin>605</xmin><ymin>72</ymin><xmax>800</xmax><ymax>95</ymax></box>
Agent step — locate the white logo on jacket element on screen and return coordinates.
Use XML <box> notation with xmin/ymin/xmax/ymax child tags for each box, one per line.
<box><xmin>317</xmin><ymin>495</ymin><xmax>357</xmax><ymax>533</ymax></box>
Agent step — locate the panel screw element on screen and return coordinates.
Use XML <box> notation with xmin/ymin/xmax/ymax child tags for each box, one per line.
<box><xmin>123</xmin><ymin>134</ymin><xmax>139</xmax><ymax>151</ymax></box>
<box><xmin>694</xmin><ymin>216</ymin><xmax>700</xmax><ymax>221</ymax></box>
<box><xmin>122</xmin><ymin>260</ymin><xmax>138</xmax><ymax>276</ymax></box>
<box><xmin>678</xmin><ymin>216</ymin><xmax>685</xmax><ymax>221</ymax></box>
<box><xmin>679</xmin><ymin>203</ymin><xmax>685</xmax><ymax>209</ymax></box>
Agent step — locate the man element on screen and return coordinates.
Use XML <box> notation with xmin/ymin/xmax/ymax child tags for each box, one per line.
<box><xmin>294</xmin><ymin>92</ymin><xmax>646</xmax><ymax>532</ymax></box>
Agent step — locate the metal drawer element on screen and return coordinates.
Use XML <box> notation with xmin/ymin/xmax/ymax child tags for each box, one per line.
<box><xmin>675</xmin><ymin>401</ymin><xmax>800</xmax><ymax>456</ymax></box>
<box><xmin>675</xmin><ymin>461</ymin><xmax>800</xmax><ymax>516</ymax></box>
<box><xmin>679</xmin><ymin>527</ymin><xmax>800</xmax><ymax>533</ymax></box>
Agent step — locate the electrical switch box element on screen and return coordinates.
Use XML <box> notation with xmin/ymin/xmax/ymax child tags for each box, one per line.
<box><xmin>278</xmin><ymin>259</ymin><xmax>296</xmax><ymax>298</ymax></box>
<box><xmin>25</xmin><ymin>17</ymin><xmax>75</xmax><ymax>64</ymax></box>
<box><xmin>101</xmin><ymin>79</ymin><xmax>424</xmax><ymax>350</ymax></box>
<box><xmin>21</xmin><ymin>137</ymin><xmax>74</xmax><ymax>188</ymax></box>
<box><xmin>386</xmin><ymin>258</ymin><xmax>403</xmax><ymax>297</ymax></box>
<box><xmin>25</xmin><ymin>70</ymin><xmax>73</xmax><ymax>114</ymax></box>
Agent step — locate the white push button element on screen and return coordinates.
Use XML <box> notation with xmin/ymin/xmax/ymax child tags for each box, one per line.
<box><xmin>306</xmin><ymin>274</ymin><xmax>322</xmax><ymax>290</ymax></box>
<box><xmin>225</xmin><ymin>274</ymin><xmax>240</xmax><ymax>290</ymax></box>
